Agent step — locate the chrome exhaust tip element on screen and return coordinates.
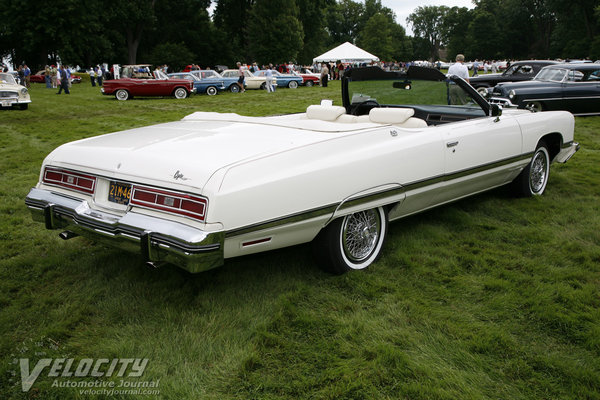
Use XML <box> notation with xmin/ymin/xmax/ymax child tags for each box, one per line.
<box><xmin>59</xmin><ymin>231</ymin><xmax>78</xmax><ymax>240</ymax></box>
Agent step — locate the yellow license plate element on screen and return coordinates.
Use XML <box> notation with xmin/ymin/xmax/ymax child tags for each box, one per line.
<box><xmin>108</xmin><ymin>181</ymin><xmax>132</xmax><ymax>205</ymax></box>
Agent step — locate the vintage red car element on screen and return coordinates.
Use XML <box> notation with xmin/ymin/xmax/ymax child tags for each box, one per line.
<box><xmin>292</xmin><ymin>71</ymin><xmax>320</xmax><ymax>87</ymax></box>
<box><xmin>30</xmin><ymin>69</ymin><xmax>82</xmax><ymax>84</ymax></box>
<box><xmin>101</xmin><ymin>65</ymin><xmax>195</xmax><ymax>100</ymax></box>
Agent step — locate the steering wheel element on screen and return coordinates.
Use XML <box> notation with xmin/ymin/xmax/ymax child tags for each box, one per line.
<box><xmin>351</xmin><ymin>100</ymin><xmax>380</xmax><ymax>116</ymax></box>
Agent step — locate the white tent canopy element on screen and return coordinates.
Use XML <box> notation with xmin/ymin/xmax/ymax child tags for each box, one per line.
<box><xmin>313</xmin><ymin>42</ymin><xmax>379</xmax><ymax>64</ymax></box>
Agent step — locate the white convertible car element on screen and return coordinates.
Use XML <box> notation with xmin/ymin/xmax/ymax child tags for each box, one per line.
<box><xmin>25</xmin><ymin>66</ymin><xmax>579</xmax><ymax>274</ymax></box>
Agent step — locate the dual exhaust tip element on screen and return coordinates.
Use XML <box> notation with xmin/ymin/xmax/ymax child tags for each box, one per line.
<box><xmin>59</xmin><ymin>230</ymin><xmax>164</xmax><ymax>269</ymax></box>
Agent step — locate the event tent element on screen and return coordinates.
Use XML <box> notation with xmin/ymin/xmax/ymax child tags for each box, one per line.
<box><xmin>313</xmin><ymin>42</ymin><xmax>379</xmax><ymax>64</ymax></box>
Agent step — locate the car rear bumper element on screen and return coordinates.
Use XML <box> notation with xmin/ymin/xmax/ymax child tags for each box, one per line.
<box><xmin>25</xmin><ymin>188</ymin><xmax>224</xmax><ymax>273</ymax></box>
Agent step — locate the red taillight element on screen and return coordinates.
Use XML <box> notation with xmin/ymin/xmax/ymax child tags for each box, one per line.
<box><xmin>42</xmin><ymin>167</ymin><xmax>97</xmax><ymax>195</ymax></box>
<box><xmin>130</xmin><ymin>186</ymin><xmax>207</xmax><ymax>222</ymax></box>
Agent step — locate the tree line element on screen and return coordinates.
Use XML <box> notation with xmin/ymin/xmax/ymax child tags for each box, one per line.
<box><xmin>1</xmin><ymin>0</ymin><xmax>598</xmax><ymax>72</ymax></box>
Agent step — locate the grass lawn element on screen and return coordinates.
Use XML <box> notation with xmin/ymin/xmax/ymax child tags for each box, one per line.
<box><xmin>0</xmin><ymin>79</ymin><xmax>599</xmax><ymax>399</ymax></box>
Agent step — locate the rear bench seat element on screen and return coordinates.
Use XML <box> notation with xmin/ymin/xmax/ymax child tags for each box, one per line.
<box><xmin>305</xmin><ymin>105</ymin><xmax>427</xmax><ymax>127</ymax></box>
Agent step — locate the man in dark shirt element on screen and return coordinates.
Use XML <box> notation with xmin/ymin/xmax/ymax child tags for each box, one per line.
<box><xmin>57</xmin><ymin>65</ymin><xmax>70</xmax><ymax>94</ymax></box>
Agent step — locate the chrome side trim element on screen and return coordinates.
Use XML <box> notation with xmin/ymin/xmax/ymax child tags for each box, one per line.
<box><xmin>226</xmin><ymin>152</ymin><xmax>535</xmax><ymax>238</ymax></box>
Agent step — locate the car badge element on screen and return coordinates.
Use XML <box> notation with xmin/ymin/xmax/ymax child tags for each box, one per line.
<box><xmin>173</xmin><ymin>170</ymin><xmax>189</xmax><ymax>181</ymax></box>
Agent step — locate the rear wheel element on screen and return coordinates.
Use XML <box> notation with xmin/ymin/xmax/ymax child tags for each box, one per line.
<box><xmin>115</xmin><ymin>89</ymin><xmax>129</xmax><ymax>101</ymax></box>
<box><xmin>512</xmin><ymin>141</ymin><xmax>550</xmax><ymax>197</ymax></box>
<box><xmin>288</xmin><ymin>80</ymin><xmax>299</xmax><ymax>89</ymax></box>
<box><xmin>305</xmin><ymin>80</ymin><xmax>314</xmax><ymax>87</ymax></box>
<box><xmin>206</xmin><ymin>86</ymin><xmax>218</xmax><ymax>96</ymax></box>
<box><xmin>313</xmin><ymin>207</ymin><xmax>387</xmax><ymax>274</ymax></box>
<box><xmin>173</xmin><ymin>87</ymin><xmax>188</xmax><ymax>99</ymax></box>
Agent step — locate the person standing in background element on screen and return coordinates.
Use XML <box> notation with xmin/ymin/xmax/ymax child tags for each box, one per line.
<box><xmin>321</xmin><ymin>63</ymin><xmax>329</xmax><ymax>87</ymax></box>
<box><xmin>57</xmin><ymin>65</ymin><xmax>70</xmax><ymax>94</ymax></box>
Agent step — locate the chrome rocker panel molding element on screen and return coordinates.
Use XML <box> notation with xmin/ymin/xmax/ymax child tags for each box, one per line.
<box><xmin>25</xmin><ymin>188</ymin><xmax>224</xmax><ymax>273</ymax></box>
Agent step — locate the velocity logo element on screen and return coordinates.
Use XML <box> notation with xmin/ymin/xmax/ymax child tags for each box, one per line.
<box><xmin>19</xmin><ymin>358</ymin><xmax>148</xmax><ymax>392</ymax></box>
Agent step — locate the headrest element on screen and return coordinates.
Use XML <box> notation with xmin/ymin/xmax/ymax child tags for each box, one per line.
<box><xmin>368</xmin><ymin>108</ymin><xmax>414</xmax><ymax>124</ymax></box>
<box><xmin>306</xmin><ymin>105</ymin><xmax>347</xmax><ymax>121</ymax></box>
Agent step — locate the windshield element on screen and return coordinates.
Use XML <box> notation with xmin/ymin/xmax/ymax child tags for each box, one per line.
<box><xmin>0</xmin><ymin>73</ymin><xmax>17</xmax><ymax>85</ymax></box>
<box><xmin>349</xmin><ymin>78</ymin><xmax>482</xmax><ymax>108</ymax></box>
<box><xmin>154</xmin><ymin>70</ymin><xmax>168</xmax><ymax>80</ymax></box>
<box><xmin>535</xmin><ymin>68</ymin><xmax>567</xmax><ymax>82</ymax></box>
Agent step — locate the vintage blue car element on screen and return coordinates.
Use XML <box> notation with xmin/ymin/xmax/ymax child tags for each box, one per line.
<box><xmin>489</xmin><ymin>63</ymin><xmax>600</xmax><ymax>115</ymax></box>
<box><xmin>254</xmin><ymin>70</ymin><xmax>303</xmax><ymax>88</ymax></box>
<box><xmin>167</xmin><ymin>72</ymin><xmax>225</xmax><ymax>95</ymax></box>
<box><xmin>187</xmin><ymin>70</ymin><xmax>242</xmax><ymax>93</ymax></box>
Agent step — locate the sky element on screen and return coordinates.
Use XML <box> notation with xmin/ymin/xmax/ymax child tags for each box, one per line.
<box><xmin>374</xmin><ymin>0</ymin><xmax>475</xmax><ymax>34</ymax></box>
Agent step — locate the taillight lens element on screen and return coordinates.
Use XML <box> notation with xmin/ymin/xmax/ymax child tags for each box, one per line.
<box><xmin>42</xmin><ymin>167</ymin><xmax>96</xmax><ymax>195</ymax></box>
<box><xmin>130</xmin><ymin>186</ymin><xmax>207</xmax><ymax>222</ymax></box>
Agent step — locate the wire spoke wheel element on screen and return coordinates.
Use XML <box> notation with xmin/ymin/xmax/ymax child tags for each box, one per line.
<box><xmin>341</xmin><ymin>210</ymin><xmax>381</xmax><ymax>263</ymax></box>
<box><xmin>529</xmin><ymin>147</ymin><xmax>549</xmax><ymax>194</ymax></box>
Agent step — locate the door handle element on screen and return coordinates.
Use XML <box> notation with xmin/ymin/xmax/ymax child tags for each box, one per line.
<box><xmin>446</xmin><ymin>141</ymin><xmax>459</xmax><ymax>148</ymax></box>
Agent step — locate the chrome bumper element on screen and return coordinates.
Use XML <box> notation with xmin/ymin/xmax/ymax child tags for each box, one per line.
<box><xmin>25</xmin><ymin>188</ymin><xmax>224</xmax><ymax>273</ymax></box>
<box><xmin>489</xmin><ymin>97</ymin><xmax>515</xmax><ymax>107</ymax></box>
<box><xmin>555</xmin><ymin>141</ymin><xmax>580</xmax><ymax>163</ymax></box>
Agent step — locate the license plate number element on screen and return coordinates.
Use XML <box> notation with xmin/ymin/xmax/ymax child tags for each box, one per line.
<box><xmin>108</xmin><ymin>181</ymin><xmax>132</xmax><ymax>205</ymax></box>
<box><xmin>1</xmin><ymin>100</ymin><xmax>9</xmax><ymax>107</ymax></box>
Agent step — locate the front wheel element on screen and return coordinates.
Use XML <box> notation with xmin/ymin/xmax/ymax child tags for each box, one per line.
<box><xmin>525</xmin><ymin>101</ymin><xmax>543</xmax><ymax>112</ymax></box>
<box><xmin>173</xmin><ymin>87</ymin><xmax>188</xmax><ymax>99</ymax></box>
<box><xmin>260</xmin><ymin>82</ymin><xmax>266</xmax><ymax>90</ymax></box>
<box><xmin>476</xmin><ymin>85</ymin><xmax>489</xmax><ymax>97</ymax></box>
<box><xmin>206</xmin><ymin>86</ymin><xmax>218</xmax><ymax>96</ymax></box>
<box><xmin>229</xmin><ymin>84</ymin><xmax>240</xmax><ymax>93</ymax></box>
<box><xmin>288</xmin><ymin>80</ymin><xmax>299</xmax><ymax>89</ymax></box>
<box><xmin>512</xmin><ymin>142</ymin><xmax>550</xmax><ymax>197</ymax></box>
<box><xmin>115</xmin><ymin>89</ymin><xmax>129</xmax><ymax>101</ymax></box>
<box><xmin>313</xmin><ymin>207</ymin><xmax>388</xmax><ymax>274</ymax></box>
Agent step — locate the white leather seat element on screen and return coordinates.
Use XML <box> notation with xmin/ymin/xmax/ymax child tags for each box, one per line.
<box><xmin>306</xmin><ymin>105</ymin><xmax>346</xmax><ymax>121</ymax></box>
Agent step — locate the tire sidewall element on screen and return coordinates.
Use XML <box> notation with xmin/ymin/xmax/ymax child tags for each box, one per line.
<box><xmin>206</xmin><ymin>86</ymin><xmax>217</xmax><ymax>96</ymax></box>
<box><xmin>528</xmin><ymin>145</ymin><xmax>550</xmax><ymax>195</ymax></box>
<box><xmin>174</xmin><ymin>87</ymin><xmax>187</xmax><ymax>99</ymax></box>
<box><xmin>115</xmin><ymin>89</ymin><xmax>129</xmax><ymax>101</ymax></box>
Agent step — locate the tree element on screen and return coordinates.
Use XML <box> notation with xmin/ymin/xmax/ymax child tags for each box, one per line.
<box><xmin>357</xmin><ymin>14</ymin><xmax>394</xmax><ymax>60</ymax></box>
<box><xmin>466</xmin><ymin>10</ymin><xmax>501</xmax><ymax>59</ymax></box>
<box><xmin>213</xmin><ymin>0</ymin><xmax>255</xmax><ymax>62</ymax></box>
<box><xmin>296</xmin><ymin>0</ymin><xmax>333</xmax><ymax>65</ymax></box>
<box><xmin>109</xmin><ymin>0</ymin><xmax>158</xmax><ymax>64</ymax></box>
<box><xmin>325</xmin><ymin>0</ymin><xmax>364</xmax><ymax>45</ymax></box>
<box><xmin>407</xmin><ymin>6</ymin><xmax>449</xmax><ymax>61</ymax></box>
<box><xmin>246</xmin><ymin>0</ymin><xmax>304</xmax><ymax>64</ymax></box>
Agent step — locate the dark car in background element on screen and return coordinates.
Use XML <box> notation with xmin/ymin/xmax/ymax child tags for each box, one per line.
<box><xmin>489</xmin><ymin>63</ymin><xmax>600</xmax><ymax>115</ymax></box>
<box><xmin>470</xmin><ymin>60</ymin><xmax>558</xmax><ymax>96</ymax></box>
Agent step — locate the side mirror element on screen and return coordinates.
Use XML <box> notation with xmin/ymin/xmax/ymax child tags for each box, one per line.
<box><xmin>490</xmin><ymin>103</ymin><xmax>502</xmax><ymax>117</ymax></box>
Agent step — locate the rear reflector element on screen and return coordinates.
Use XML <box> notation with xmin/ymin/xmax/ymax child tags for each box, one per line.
<box><xmin>42</xmin><ymin>167</ymin><xmax>97</xmax><ymax>195</ymax></box>
<box><xmin>131</xmin><ymin>186</ymin><xmax>207</xmax><ymax>222</ymax></box>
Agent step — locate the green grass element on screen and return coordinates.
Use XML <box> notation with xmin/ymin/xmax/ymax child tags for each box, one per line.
<box><xmin>1</xmin><ymin>81</ymin><xmax>599</xmax><ymax>399</ymax></box>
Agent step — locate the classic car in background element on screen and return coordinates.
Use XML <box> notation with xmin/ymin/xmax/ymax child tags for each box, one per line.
<box><xmin>470</xmin><ymin>60</ymin><xmax>558</xmax><ymax>95</ymax></box>
<box><xmin>101</xmin><ymin>69</ymin><xmax>195</xmax><ymax>100</ymax></box>
<box><xmin>187</xmin><ymin>70</ymin><xmax>242</xmax><ymax>93</ymax></box>
<box><xmin>489</xmin><ymin>63</ymin><xmax>600</xmax><ymax>115</ymax></box>
<box><xmin>25</xmin><ymin>66</ymin><xmax>578</xmax><ymax>275</ymax></box>
<box><xmin>0</xmin><ymin>72</ymin><xmax>31</xmax><ymax>110</ymax></box>
<box><xmin>30</xmin><ymin>70</ymin><xmax>82</xmax><ymax>84</ymax></box>
<box><xmin>220</xmin><ymin>69</ymin><xmax>274</xmax><ymax>89</ymax></box>
<box><xmin>293</xmin><ymin>71</ymin><xmax>320</xmax><ymax>86</ymax></box>
<box><xmin>253</xmin><ymin>70</ymin><xmax>303</xmax><ymax>88</ymax></box>
<box><xmin>167</xmin><ymin>72</ymin><xmax>225</xmax><ymax>95</ymax></box>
